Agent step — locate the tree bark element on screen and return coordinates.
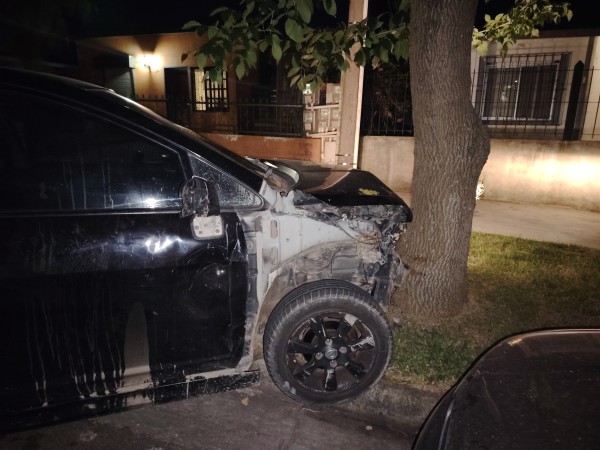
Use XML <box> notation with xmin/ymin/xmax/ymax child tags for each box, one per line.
<box><xmin>396</xmin><ymin>0</ymin><xmax>490</xmax><ymax>317</ymax></box>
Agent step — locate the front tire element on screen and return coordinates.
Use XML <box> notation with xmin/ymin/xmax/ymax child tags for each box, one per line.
<box><xmin>263</xmin><ymin>281</ymin><xmax>392</xmax><ymax>404</ymax></box>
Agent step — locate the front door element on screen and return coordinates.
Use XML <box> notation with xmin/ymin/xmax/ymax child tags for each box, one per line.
<box><xmin>164</xmin><ymin>67</ymin><xmax>192</xmax><ymax>126</ymax></box>
<box><xmin>0</xmin><ymin>88</ymin><xmax>248</xmax><ymax>417</ymax></box>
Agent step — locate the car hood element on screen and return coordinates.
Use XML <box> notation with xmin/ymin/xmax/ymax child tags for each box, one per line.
<box><xmin>413</xmin><ymin>328</ymin><xmax>600</xmax><ymax>450</ymax></box>
<box><xmin>264</xmin><ymin>160</ymin><xmax>412</xmax><ymax>220</ymax></box>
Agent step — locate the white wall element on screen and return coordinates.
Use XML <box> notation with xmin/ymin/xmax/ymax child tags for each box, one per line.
<box><xmin>583</xmin><ymin>36</ymin><xmax>600</xmax><ymax>140</ymax></box>
<box><xmin>360</xmin><ymin>136</ymin><xmax>600</xmax><ymax>212</ymax></box>
<box><xmin>78</xmin><ymin>32</ymin><xmax>206</xmax><ymax>97</ymax></box>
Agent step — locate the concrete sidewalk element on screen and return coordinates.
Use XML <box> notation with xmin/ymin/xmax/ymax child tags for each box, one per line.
<box><xmin>398</xmin><ymin>191</ymin><xmax>600</xmax><ymax>250</ymax></box>
<box><xmin>472</xmin><ymin>198</ymin><xmax>600</xmax><ymax>250</ymax></box>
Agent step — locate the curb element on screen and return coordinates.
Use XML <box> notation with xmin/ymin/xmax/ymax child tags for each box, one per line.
<box><xmin>254</xmin><ymin>358</ymin><xmax>445</xmax><ymax>431</ymax></box>
<box><xmin>337</xmin><ymin>377</ymin><xmax>446</xmax><ymax>429</ymax></box>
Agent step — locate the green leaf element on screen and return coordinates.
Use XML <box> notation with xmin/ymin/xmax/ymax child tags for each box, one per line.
<box><xmin>207</xmin><ymin>26</ymin><xmax>219</xmax><ymax>39</ymax></box>
<box><xmin>224</xmin><ymin>15</ymin><xmax>235</xmax><ymax>29</ymax></box>
<box><xmin>287</xmin><ymin>66</ymin><xmax>301</xmax><ymax>77</ymax></box>
<box><xmin>354</xmin><ymin>49</ymin><xmax>366</xmax><ymax>66</ymax></box>
<box><xmin>258</xmin><ymin>40</ymin><xmax>269</xmax><ymax>52</ymax></box>
<box><xmin>182</xmin><ymin>20</ymin><xmax>201</xmax><ymax>30</ymax></box>
<box><xmin>333</xmin><ymin>29</ymin><xmax>345</xmax><ymax>44</ymax></box>
<box><xmin>208</xmin><ymin>67</ymin><xmax>223</xmax><ymax>84</ymax></box>
<box><xmin>269</xmin><ymin>34</ymin><xmax>282</xmax><ymax>61</ymax></box>
<box><xmin>196</xmin><ymin>53</ymin><xmax>207</xmax><ymax>70</ymax></box>
<box><xmin>394</xmin><ymin>39</ymin><xmax>409</xmax><ymax>60</ymax></box>
<box><xmin>379</xmin><ymin>48</ymin><xmax>389</xmax><ymax>63</ymax></box>
<box><xmin>235</xmin><ymin>60</ymin><xmax>246</xmax><ymax>79</ymax></box>
<box><xmin>272</xmin><ymin>40</ymin><xmax>283</xmax><ymax>61</ymax></box>
<box><xmin>285</xmin><ymin>18</ymin><xmax>304</xmax><ymax>43</ymax></box>
<box><xmin>323</xmin><ymin>0</ymin><xmax>337</xmax><ymax>16</ymax></box>
<box><xmin>246</xmin><ymin>49</ymin><xmax>258</xmax><ymax>66</ymax></box>
<box><xmin>290</xmin><ymin>74</ymin><xmax>301</xmax><ymax>87</ymax></box>
<box><xmin>476</xmin><ymin>40</ymin><xmax>489</xmax><ymax>56</ymax></box>
<box><xmin>210</xmin><ymin>7</ymin><xmax>230</xmax><ymax>16</ymax></box>
<box><xmin>296</xmin><ymin>0</ymin><xmax>313</xmax><ymax>23</ymax></box>
<box><xmin>243</xmin><ymin>1</ymin><xmax>255</xmax><ymax>19</ymax></box>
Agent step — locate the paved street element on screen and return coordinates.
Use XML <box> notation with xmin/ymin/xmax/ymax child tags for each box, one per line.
<box><xmin>0</xmin><ymin>370</ymin><xmax>417</xmax><ymax>450</ymax></box>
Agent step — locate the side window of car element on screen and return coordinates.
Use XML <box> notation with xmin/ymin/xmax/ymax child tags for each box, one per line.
<box><xmin>0</xmin><ymin>90</ymin><xmax>184</xmax><ymax>213</ymax></box>
<box><xmin>189</xmin><ymin>154</ymin><xmax>263</xmax><ymax>210</ymax></box>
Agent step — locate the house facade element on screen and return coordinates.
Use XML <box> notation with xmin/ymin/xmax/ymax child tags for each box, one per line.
<box><xmin>76</xmin><ymin>29</ymin><xmax>600</xmax><ymax>211</ymax></box>
<box><xmin>470</xmin><ymin>30</ymin><xmax>600</xmax><ymax>141</ymax></box>
<box><xmin>78</xmin><ymin>33</ymin><xmax>243</xmax><ymax>133</ymax></box>
<box><xmin>361</xmin><ymin>30</ymin><xmax>600</xmax><ymax>211</ymax></box>
<box><xmin>76</xmin><ymin>32</ymin><xmax>340</xmax><ymax>163</ymax></box>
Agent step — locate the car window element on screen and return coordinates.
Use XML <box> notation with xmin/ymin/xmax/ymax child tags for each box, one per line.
<box><xmin>189</xmin><ymin>153</ymin><xmax>263</xmax><ymax>210</ymax></box>
<box><xmin>0</xmin><ymin>90</ymin><xmax>184</xmax><ymax>213</ymax></box>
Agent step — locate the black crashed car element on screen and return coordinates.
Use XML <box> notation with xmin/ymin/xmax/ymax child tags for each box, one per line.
<box><xmin>413</xmin><ymin>328</ymin><xmax>600</xmax><ymax>450</ymax></box>
<box><xmin>0</xmin><ymin>67</ymin><xmax>412</xmax><ymax>430</ymax></box>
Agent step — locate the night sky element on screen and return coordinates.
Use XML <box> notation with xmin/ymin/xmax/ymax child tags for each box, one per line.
<box><xmin>80</xmin><ymin>0</ymin><xmax>597</xmax><ymax>38</ymax></box>
<box><xmin>0</xmin><ymin>0</ymin><xmax>596</xmax><ymax>67</ymax></box>
<box><xmin>77</xmin><ymin>0</ymin><xmax>244</xmax><ymax>38</ymax></box>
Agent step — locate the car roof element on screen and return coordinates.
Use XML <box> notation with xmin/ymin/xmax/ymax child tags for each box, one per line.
<box><xmin>1</xmin><ymin>66</ymin><xmax>109</xmax><ymax>91</ymax></box>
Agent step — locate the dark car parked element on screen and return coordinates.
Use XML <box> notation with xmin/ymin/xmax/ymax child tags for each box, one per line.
<box><xmin>0</xmin><ymin>67</ymin><xmax>412</xmax><ymax>430</ymax></box>
<box><xmin>413</xmin><ymin>328</ymin><xmax>600</xmax><ymax>450</ymax></box>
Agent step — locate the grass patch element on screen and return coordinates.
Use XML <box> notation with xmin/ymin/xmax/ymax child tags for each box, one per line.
<box><xmin>387</xmin><ymin>232</ymin><xmax>600</xmax><ymax>387</ymax></box>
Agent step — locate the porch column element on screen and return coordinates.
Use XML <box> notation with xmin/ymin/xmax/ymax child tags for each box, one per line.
<box><xmin>337</xmin><ymin>0</ymin><xmax>368</xmax><ymax>167</ymax></box>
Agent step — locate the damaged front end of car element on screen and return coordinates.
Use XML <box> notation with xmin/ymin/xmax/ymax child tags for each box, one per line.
<box><xmin>239</xmin><ymin>161</ymin><xmax>413</xmax><ymax>337</ymax></box>
<box><xmin>233</xmin><ymin>160</ymin><xmax>413</xmax><ymax>403</ymax></box>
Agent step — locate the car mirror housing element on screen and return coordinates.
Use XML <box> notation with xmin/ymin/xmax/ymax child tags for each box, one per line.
<box><xmin>180</xmin><ymin>176</ymin><xmax>220</xmax><ymax>218</ymax></box>
<box><xmin>180</xmin><ymin>177</ymin><xmax>223</xmax><ymax>240</ymax></box>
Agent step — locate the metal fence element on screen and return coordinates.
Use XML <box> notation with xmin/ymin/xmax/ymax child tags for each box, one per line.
<box><xmin>235</xmin><ymin>100</ymin><xmax>305</xmax><ymax>136</ymax></box>
<box><xmin>361</xmin><ymin>64</ymin><xmax>600</xmax><ymax>140</ymax></box>
<box><xmin>135</xmin><ymin>96</ymin><xmax>305</xmax><ymax>137</ymax></box>
<box><xmin>361</xmin><ymin>69</ymin><xmax>414</xmax><ymax>137</ymax></box>
<box><xmin>136</xmin><ymin>65</ymin><xmax>600</xmax><ymax>141</ymax></box>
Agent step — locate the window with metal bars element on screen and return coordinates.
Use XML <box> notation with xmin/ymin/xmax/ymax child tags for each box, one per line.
<box><xmin>476</xmin><ymin>53</ymin><xmax>569</xmax><ymax>124</ymax></box>
<box><xmin>193</xmin><ymin>69</ymin><xmax>229</xmax><ymax>112</ymax></box>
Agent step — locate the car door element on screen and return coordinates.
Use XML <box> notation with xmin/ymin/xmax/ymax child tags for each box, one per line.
<box><xmin>0</xmin><ymin>88</ymin><xmax>248</xmax><ymax>415</ymax></box>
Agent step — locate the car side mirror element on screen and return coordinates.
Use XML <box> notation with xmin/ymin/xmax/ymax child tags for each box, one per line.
<box><xmin>180</xmin><ymin>176</ymin><xmax>220</xmax><ymax>218</ymax></box>
<box><xmin>180</xmin><ymin>177</ymin><xmax>223</xmax><ymax>240</ymax></box>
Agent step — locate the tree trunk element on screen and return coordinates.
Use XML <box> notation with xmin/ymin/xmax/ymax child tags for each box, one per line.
<box><xmin>395</xmin><ymin>0</ymin><xmax>490</xmax><ymax>318</ymax></box>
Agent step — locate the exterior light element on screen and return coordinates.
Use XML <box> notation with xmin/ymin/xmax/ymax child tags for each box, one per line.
<box><xmin>139</xmin><ymin>54</ymin><xmax>162</xmax><ymax>72</ymax></box>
